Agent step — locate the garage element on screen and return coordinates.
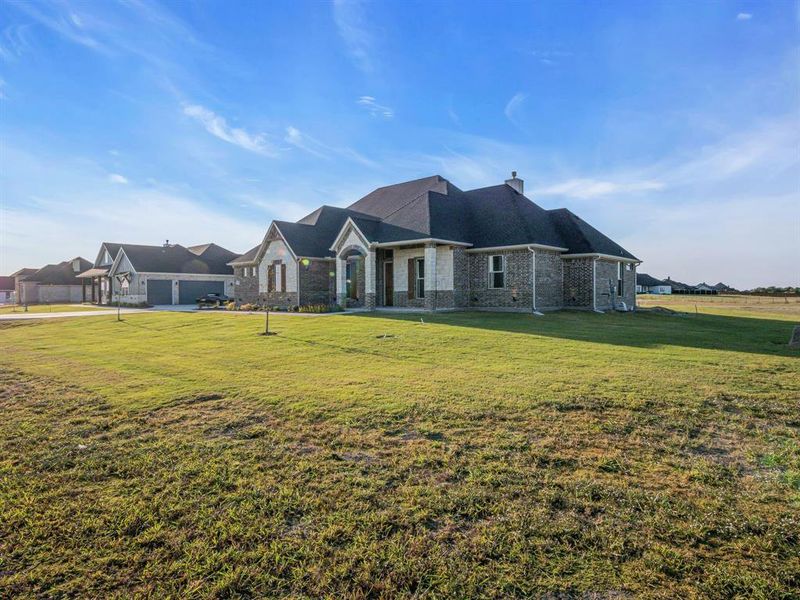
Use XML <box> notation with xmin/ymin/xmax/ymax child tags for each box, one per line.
<box><xmin>147</xmin><ymin>279</ymin><xmax>173</xmax><ymax>305</ymax></box>
<box><xmin>178</xmin><ymin>280</ymin><xmax>224</xmax><ymax>305</ymax></box>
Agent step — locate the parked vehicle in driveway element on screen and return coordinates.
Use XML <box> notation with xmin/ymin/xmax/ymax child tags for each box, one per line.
<box><xmin>196</xmin><ymin>292</ymin><xmax>230</xmax><ymax>308</ymax></box>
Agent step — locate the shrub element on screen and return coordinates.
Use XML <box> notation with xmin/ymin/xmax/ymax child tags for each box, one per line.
<box><xmin>298</xmin><ymin>304</ymin><xmax>344</xmax><ymax>313</ymax></box>
<box><xmin>225</xmin><ymin>301</ymin><xmax>237</xmax><ymax>311</ymax></box>
<box><xmin>240</xmin><ymin>303</ymin><xmax>258</xmax><ymax>312</ymax></box>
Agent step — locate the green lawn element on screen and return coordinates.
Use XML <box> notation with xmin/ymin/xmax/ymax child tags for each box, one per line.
<box><xmin>0</xmin><ymin>303</ymin><xmax>105</xmax><ymax>314</ymax></box>
<box><xmin>1</xmin><ymin>306</ymin><xmax>798</xmax><ymax>598</ymax></box>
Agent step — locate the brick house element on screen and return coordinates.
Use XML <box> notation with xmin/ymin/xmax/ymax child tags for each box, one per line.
<box><xmin>13</xmin><ymin>258</ymin><xmax>92</xmax><ymax>304</ymax></box>
<box><xmin>231</xmin><ymin>173</ymin><xmax>639</xmax><ymax>312</ymax></box>
<box><xmin>78</xmin><ymin>242</ymin><xmax>238</xmax><ymax>305</ymax></box>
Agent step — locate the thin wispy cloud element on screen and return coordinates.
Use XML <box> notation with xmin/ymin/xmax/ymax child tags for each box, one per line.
<box><xmin>284</xmin><ymin>126</ymin><xmax>329</xmax><ymax>160</ymax></box>
<box><xmin>0</xmin><ymin>23</ymin><xmax>34</xmax><ymax>62</ymax></box>
<box><xmin>108</xmin><ymin>173</ymin><xmax>128</xmax><ymax>184</ymax></box>
<box><xmin>504</xmin><ymin>92</ymin><xmax>527</xmax><ymax>123</ymax></box>
<box><xmin>0</xmin><ymin>78</ymin><xmax>6</xmax><ymax>100</ymax></box>
<box><xmin>285</xmin><ymin>126</ymin><xmax>379</xmax><ymax>168</ymax></box>
<box><xmin>536</xmin><ymin>179</ymin><xmax>665</xmax><ymax>199</ymax></box>
<box><xmin>9</xmin><ymin>1</ymin><xmax>106</xmax><ymax>53</ymax></box>
<box><xmin>357</xmin><ymin>96</ymin><xmax>394</xmax><ymax>118</ymax></box>
<box><xmin>333</xmin><ymin>0</ymin><xmax>374</xmax><ymax>73</ymax></box>
<box><xmin>736</xmin><ymin>13</ymin><xmax>753</xmax><ymax>21</ymax></box>
<box><xmin>183</xmin><ymin>103</ymin><xmax>279</xmax><ymax>156</ymax></box>
<box><xmin>529</xmin><ymin>49</ymin><xmax>573</xmax><ymax>66</ymax></box>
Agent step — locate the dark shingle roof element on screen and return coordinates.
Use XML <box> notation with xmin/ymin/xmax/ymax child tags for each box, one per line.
<box><xmin>548</xmin><ymin>209</ymin><xmax>637</xmax><ymax>259</ymax></box>
<box><xmin>25</xmin><ymin>258</ymin><xmax>92</xmax><ymax>285</ymax></box>
<box><xmin>255</xmin><ymin>175</ymin><xmax>637</xmax><ymax>261</ymax></box>
<box><xmin>637</xmin><ymin>273</ymin><xmax>667</xmax><ymax>287</ymax></box>
<box><xmin>186</xmin><ymin>243</ymin><xmax>240</xmax><ymax>272</ymax></box>
<box><xmin>346</xmin><ymin>175</ymin><xmax>450</xmax><ymax>219</ymax></box>
<box><xmin>11</xmin><ymin>267</ymin><xmax>37</xmax><ymax>279</ymax></box>
<box><xmin>0</xmin><ymin>276</ymin><xmax>15</xmax><ymax>291</ymax></box>
<box><xmin>662</xmin><ymin>277</ymin><xmax>691</xmax><ymax>290</ymax></box>
<box><xmin>229</xmin><ymin>244</ymin><xmax>261</xmax><ymax>265</ymax></box>
<box><xmin>104</xmin><ymin>243</ymin><xmax>236</xmax><ymax>275</ymax></box>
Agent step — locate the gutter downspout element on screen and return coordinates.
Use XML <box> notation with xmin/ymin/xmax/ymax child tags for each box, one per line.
<box><xmin>527</xmin><ymin>247</ymin><xmax>543</xmax><ymax>316</ymax></box>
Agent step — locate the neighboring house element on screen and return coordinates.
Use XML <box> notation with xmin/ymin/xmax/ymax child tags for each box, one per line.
<box><xmin>636</xmin><ymin>273</ymin><xmax>672</xmax><ymax>294</ymax></box>
<box><xmin>231</xmin><ymin>173</ymin><xmax>639</xmax><ymax>312</ymax></box>
<box><xmin>0</xmin><ymin>276</ymin><xmax>15</xmax><ymax>304</ymax></box>
<box><xmin>663</xmin><ymin>277</ymin><xmax>693</xmax><ymax>294</ymax></box>
<box><xmin>10</xmin><ymin>268</ymin><xmax>37</xmax><ymax>304</ymax></box>
<box><xmin>14</xmin><ymin>258</ymin><xmax>92</xmax><ymax>304</ymax></box>
<box><xmin>79</xmin><ymin>242</ymin><xmax>239</xmax><ymax>305</ymax></box>
<box><xmin>694</xmin><ymin>282</ymin><xmax>716</xmax><ymax>294</ymax></box>
<box><xmin>712</xmin><ymin>282</ymin><xmax>735</xmax><ymax>293</ymax></box>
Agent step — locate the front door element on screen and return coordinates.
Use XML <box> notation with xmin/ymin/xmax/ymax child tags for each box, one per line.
<box><xmin>384</xmin><ymin>261</ymin><xmax>393</xmax><ymax>306</ymax></box>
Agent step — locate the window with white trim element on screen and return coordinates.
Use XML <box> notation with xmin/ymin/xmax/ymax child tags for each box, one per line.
<box><xmin>415</xmin><ymin>258</ymin><xmax>425</xmax><ymax>299</ymax></box>
<box><xmin>488</xmin><ymin>255</ymin><xmax>505</xmax><ymax>289</ymax></box>
<box><xmin>617</xmin><ymin>262</ymin><xmax>624</xmax><ymax>297</ymax></box>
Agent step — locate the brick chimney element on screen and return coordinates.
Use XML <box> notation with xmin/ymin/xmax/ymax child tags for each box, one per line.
<box><xmin>505</xmin><ymin>171</ymin><xmax>524</xmax><ymax>194</ymax></box>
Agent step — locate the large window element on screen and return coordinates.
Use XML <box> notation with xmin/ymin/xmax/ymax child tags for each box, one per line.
<box><xmin>488</xmin><ymin>255</ymin><xmax>505</xmax><ymax>289</ymax></box>
<box><xmin>415</xmin><ymin>258</ymin><xmax>425</xmax><ymax>299</ymax></box>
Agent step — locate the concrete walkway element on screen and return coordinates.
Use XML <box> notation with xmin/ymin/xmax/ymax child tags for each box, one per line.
<box><xmin>0</xmin><ymin>307</ymin><xmax>145</xmax><ymax>321</ymax></box>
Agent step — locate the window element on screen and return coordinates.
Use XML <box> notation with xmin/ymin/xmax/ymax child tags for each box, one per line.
<box><xmin>345</xmin><ymin>261</ymin><xmax>354</xmax><ymax>298</ymax></box>
<box><xmin>275</xmin><ymin>263</ymin><xmax>284</xmax><ymax>292</ymax></box>
<box><xmin>617</xmin><ymin>262</ymin><xmax>624</xmax><ymax>297</ymax></box>
<box><xmin>415</xmin><ymin>258</ymin><xmax>425</xmax><ymax>299</ymax></box>
<box><xmin>488</xmin><ymin>255</ymin><xmax>505</xmax><ymax>289</ymax></box>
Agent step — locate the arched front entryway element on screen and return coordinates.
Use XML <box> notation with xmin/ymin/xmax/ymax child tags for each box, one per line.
<box><xmin>337</xmin><ymin>245</ymin><xmax>367</xmax><ymax>308</ymax></box>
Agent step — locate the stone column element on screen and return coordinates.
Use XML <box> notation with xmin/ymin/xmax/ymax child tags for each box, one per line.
<box><xmin>336</xmin><ymin>256</ymin><xmax>347</xmax><ymax>307</ymax></box>
<box><xmin>365</xmin><ymin>249</ymin><xmax>376</xmax><ymax>310</ymax></box>
<box><xmin>424</xmin><ymin>243</ymin><xmax>437</xmax><ymax>311</ymax></box>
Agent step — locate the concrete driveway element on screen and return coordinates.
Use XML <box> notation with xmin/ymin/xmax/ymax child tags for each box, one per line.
<box><xmin>0</xmin><ymin>307</ymin><xmax>144</xmax><ymax>321</ymax></box>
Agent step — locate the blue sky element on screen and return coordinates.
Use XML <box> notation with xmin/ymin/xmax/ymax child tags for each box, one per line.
<box><xmin>1</xmin><ymin>0</ymin><xmax>797</xmax><ymax>288</ymax></box>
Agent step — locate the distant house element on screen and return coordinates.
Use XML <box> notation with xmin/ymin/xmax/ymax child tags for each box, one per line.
<box><xmin>79</xmin><ymin>242</ymin><xmax>239</xmax><ymax>305</ymax></box>
<box><xmin>0</xmin><ymin>276</ymin><xmax>15</xmax><ymax>304</ymax></box>
<box><xmin>14</xmin><ymin>258</ymin><xmax>92</xmax><ymax>304</ymax></box>
<box><xmin>636</xmin><ymin>273</ymin><xmax>672</xmax><ymax>294</ymax></box>
<box><xmin>694</xmin><ymin>282</ymin><xmax>716</xmax><ymax>294</ymax></box>
<box><xmin>712</xmin><ymin>282</ymin><xmax>735</xmax><ymax>293</ymax></box>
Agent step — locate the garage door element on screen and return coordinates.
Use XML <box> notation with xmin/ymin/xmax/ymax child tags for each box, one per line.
<box><xmin>178</xmin><ymin>280</ymin><xmax>224</xmax><ymax>305</ymax></box>
<box><xmin>147</xmin><ymin>279</ymin><xmax>173</xmax><ymax>305</ymax></box>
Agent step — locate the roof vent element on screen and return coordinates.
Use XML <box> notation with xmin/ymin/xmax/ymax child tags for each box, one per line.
<box><xmin>163</xmin><ymin>239</ymin><xmax>170</xmax><ymax>247</ymax></box>
<box><xmin>505</xmin><ymin>171</ymin><xmax>524</xmax><ymax>194</ymax></box>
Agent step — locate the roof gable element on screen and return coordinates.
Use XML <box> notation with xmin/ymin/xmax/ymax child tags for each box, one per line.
<box><xmin>243</xmin><ymin>174</ymin><xmax>637</xmax><ymax>263</ymax></box>
<box><xmin>25</xmin><ymin>257</ymin><xmax>92</xmax><ymax>285</ymax></box>
<box><xmin>346</xmin><ymin>175</ymin><xmax>450</xmax><ymax>219</ymax></box>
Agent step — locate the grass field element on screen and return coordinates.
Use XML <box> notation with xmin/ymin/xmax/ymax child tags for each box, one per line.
<box><xmin>1</xmin><ymin>302</ymin><xmax>798</xmax><ymax>598</ymax></box>
<box><xmin>637</xmin><ymin>293</ymin><xmax>800</xmax><ymax>319</ymax></box>
<box><xmin>0</xmin><ymin>303</ymin><xmax>105</xmax><ymax>314</ymax></box>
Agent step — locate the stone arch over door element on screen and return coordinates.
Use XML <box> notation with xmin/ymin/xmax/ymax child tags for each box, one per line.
<box><xmin>338</xmin><ymin>245</ymin><xmax>366</xmax><ymax>307</ymax></box>
<box><xmin>332</xmin><ymin>220</ymin><xmax>376</xmax><ymax>309</ymax></box>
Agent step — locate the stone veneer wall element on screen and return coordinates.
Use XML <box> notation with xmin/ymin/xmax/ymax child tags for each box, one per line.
<box><xmin>298</xmin><ymin>259</ymin><xmax>336</xmax><ymax>306</ymax></box>
<box><xmin>562</xmin><ymin>258</ymin><xmax>594</xmax><ymax>308</ymax></box>
<box><xmin>234</xmin><ymin>266</ymin><xmax>259</xmax><ymax>303</ymax></box>
<box><xmin>624</xmin><ymin>263</ymin><xmax>637</xmax><ymax>309</ymax></box>
<box><xmin>453</xmin><ymin>247</ymin><xmax>470</xmax><ymax>308</ymax></box>
<box><xmin>594</xmin><ymin>259</ymin><xmax>636</xmax><ymax>311</ymax></box>
<box><xmin>467</xmin><ymin>250</ymin><xmax>533</xmax><ymax>310</ymax></box>
<box><xmin>594</xmin><ymin>259</ymin><xmax>617</xmax><ymax>311</ymax></box>
<box><xmin>392</xmin><ymin>246</ymin><xmax>426</xmax><ymax>309</ymax></box>
<box><xmin>534</xmin><ymin>250</ymin><xmax>564</xmax><ymax>310</ymax></box>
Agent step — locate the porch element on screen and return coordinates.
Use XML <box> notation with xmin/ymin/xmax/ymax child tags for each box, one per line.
<box><xmin>77</xmin><ymin>268</ymin><xmax>112</xmax><ymax>305</ymax></box>
<box><xmin>334</xmin><ymin>236</ymin><xmax>461</xmax><ymax>311</ymax></box>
